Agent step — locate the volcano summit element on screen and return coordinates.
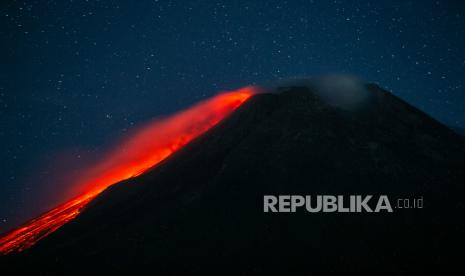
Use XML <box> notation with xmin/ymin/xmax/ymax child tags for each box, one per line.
<box><xmin>2</xmin><ymin>78</ymin><xmax>465</xmax><ymax>274</ymax></box>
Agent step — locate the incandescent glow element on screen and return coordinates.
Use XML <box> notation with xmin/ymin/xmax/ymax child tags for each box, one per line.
<box><xmin>0</xmin><ymin>87</ymin><xmax>255</xmax><ymax>255</ymax></box>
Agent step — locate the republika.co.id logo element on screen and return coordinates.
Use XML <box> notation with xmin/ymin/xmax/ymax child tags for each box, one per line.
<box><xmin>264</xmin><ymin>195</ymin><xmax>423</xmax><ymax>213</ymax></box>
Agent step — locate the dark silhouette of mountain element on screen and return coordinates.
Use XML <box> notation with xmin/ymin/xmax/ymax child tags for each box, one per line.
<box><xmin>3</xmin><ymin>81</ymin><xmax>465</xmax><ymax>274</ymax></box>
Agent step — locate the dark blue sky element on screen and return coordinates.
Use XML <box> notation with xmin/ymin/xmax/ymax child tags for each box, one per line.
<box><xmin>1</xmin><ymin>0</ymin><xmax>464</xmax><ymax>231</ymax></box>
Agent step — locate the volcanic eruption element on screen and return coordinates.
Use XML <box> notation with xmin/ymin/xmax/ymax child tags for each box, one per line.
<box><xmin>0</xmin><ymin>87</ymin><xmax>254</xmax><ymax>254</ymax></box>
<box><xmin>1</xmin><ymin>78</ymin><xmax>465</xmax><ymax>274</ymax></box>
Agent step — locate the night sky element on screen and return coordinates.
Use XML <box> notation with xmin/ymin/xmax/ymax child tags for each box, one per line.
<box><xmin>1</xmin><ymin>0</ymin><xmax>464</xmax><ymax>232</ymax></box>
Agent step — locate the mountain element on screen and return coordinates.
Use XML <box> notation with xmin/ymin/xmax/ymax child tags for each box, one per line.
<box><xmin>3</xmin><ymin>81</ymin><xmax>465</xmax><ymax>274</ymax></box>
<box><xmin>453</xmin><ymin>127</ymin><xmax>465</xmax><ymax>137</ymax></box>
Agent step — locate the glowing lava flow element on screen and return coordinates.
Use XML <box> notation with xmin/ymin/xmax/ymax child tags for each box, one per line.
<box><xmin>0</xmin><ymin>87</ymin><xmax>254</xmax><ymax>255</ymax></box>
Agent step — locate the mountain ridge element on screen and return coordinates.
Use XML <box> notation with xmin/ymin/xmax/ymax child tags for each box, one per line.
<box><xmin>3</xmin><ymin>82</ymin><xmax>465</xmax><ymax>273</ymax></box>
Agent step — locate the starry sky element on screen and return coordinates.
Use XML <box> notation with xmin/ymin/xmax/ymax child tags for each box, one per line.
<box><xmin>1</xmin><ymin>0</ymin><xmax>464</xmax><ymax>231</ymax></box>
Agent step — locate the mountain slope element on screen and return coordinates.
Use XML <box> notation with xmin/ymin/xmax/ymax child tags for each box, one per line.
<box><xmin>4</xmin><ymin>83</ymin><xmax>465</xmax><ymax>273</ymax></box>
<box><xmin>453</xmin><ymin>127</ymin><xmax>465</xmax><ymax>137</ymax></box>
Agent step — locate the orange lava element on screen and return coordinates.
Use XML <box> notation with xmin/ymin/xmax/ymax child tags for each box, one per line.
<box><xmin>0</xmin><ymin>87</ymin><xmax>254</xmax><ymax>255</ymax></box>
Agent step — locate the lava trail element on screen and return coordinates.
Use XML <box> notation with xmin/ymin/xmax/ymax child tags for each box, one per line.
<box><xmin>0</xmin><ymin>87</ymin><xmax>254</xmax><ymax>255</ymax></box>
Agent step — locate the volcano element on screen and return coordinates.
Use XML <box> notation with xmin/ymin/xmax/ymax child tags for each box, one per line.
<box><xmin>2</xmin><ymin>79</ymin><xmax>465</xmax><ymax>273</ymax></box>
